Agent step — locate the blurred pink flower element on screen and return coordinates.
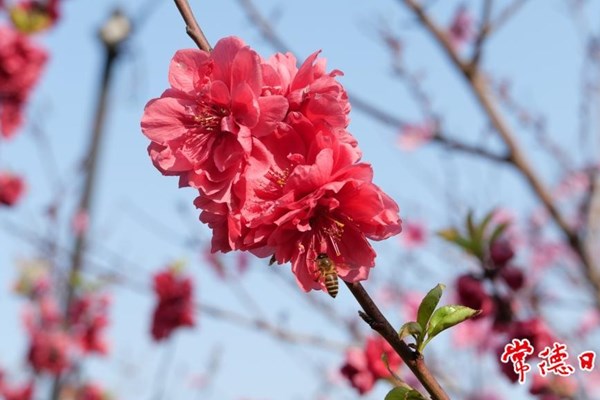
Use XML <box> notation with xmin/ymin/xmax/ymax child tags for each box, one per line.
<box><xmin>0</xmin><ymin>25</ymin><xmax>48</xmax><ymax>138</ymax></box>
<box><xmin>397</xmin><ymin>122</ymin><xmax>434</xmax><ymax>151</ymax></box>
<box><xmin>0</xmin><ymin>378</ymin><xmax>34</xmax><ymax>400</ymax></box>
<box><xmin>448</xmin><ymin>5</ymin><xmax>474</xmax><ymax>50</ymax></box>
<box><xmin>340</xmin><ymin>336</ymin><xmax>402</xmax><ymax>395</ymax></box>
<box><xmin>151</xmin><ymin>266</ymin><xmax>196</xmax><ymax>341</ymax></box>
<box><xmin>400</xmin><ymin>220</ymin><xmax>427</xmax><ymax>249</ymax></box>
<box><xmin>456</xmin><ymin>274</ymin><xmax>494</xmax><ymax>319</ymax></box>
<box><xmin>68</xmin><ymin>293</ymin><xmax>110</xmax><ymax>355</ymax></box>
<box><xmin>401</xmin><ymin>291</ymin><xmax>423</xmax><ymax>321</ymax></box>
<box><xmin>452</xmin><ymin>318</ymin><xmax>497</xmax><ymax>354</ymax></box>
<box><xmin>554</xmin><ymin>170</ymin><xmax>590</xmax><ymax>199</ymax></box>
<box><xmin>0</xmin><ymin>171</ymin><xmax>26</xmax><ymax>206</ymax></box>
<box><xmin>530</xmin><ymin>241</ymin><xmax>575</xmax><ymax>273</ymax></box>
<box><xmin>27</xmin><ymin>330</ymin><xmax>71</xmax><ymax>375</ymax></box>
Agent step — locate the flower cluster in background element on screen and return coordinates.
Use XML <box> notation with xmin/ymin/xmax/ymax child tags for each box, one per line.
<box><xmin>151</xmin><ymin>265</ymin><xmax>196</xmax><ymax>341</ymax></box>
<box><xmin>5</xmin><ymin>259</ymin><xmax>111</xmax><ymax>398</ymax></box>
<box><xmin>339</xmin><ymin>335</ymin><xmax>402</xmax><ymax>395</ymax></box>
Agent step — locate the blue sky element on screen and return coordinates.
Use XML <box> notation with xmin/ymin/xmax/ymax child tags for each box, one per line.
<box><xmin>1</xmin><ymin>0</ymin><xmax>599</xmax><ymax>399</ymax></box>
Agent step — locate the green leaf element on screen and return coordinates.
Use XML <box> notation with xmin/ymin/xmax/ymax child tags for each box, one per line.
<box><xmin>475</xmin><ymin>210</ymin><xmax>495</xmax><ymax>243</ymax></box>
<box><xmin>416</xmin><ymin>284</ymin><xmax>445</xmax><ymax>330</ymax></box>
<box><xmin>426</xmin><ymin>305</ymin><xmax>480</xmax><ymax>340</ymax></box>
<box><xmin>466</xmin><ymin>211</ymin><xmax>477</xmax><ymax>241</ymax></box>
<box><xmin>398</xmin><ymin>321</ymin><xmax>422</xmax><ymax>341</ymax></box>
<box><xmin>489</xmin><ymin>222</ymin><xmax>510</xmax><ymax>245</ymax></box>
<box><xmin>437</xmin><ymin>228</ymin><xmax>460</xmax><ymax>242</ymax></box>
<box><xmin>385</xmin><ymin>387</ymin><xmax>427</xmax><ymax>400</ymax></box>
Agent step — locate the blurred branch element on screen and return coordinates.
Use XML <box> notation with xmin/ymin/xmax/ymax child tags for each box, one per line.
<box><xmin>173</xmin><ymin>0</ymin><xmax>212</xmax><ymax>52</ymax></box>
<box><xmin>487</xmin><ymin>0</ymin><xmax>529</xmax><ymax>37</ymax></box>
<box><xmin>2</xmin><ymin>220</ymin><xmax>347</xmax><ymax>353</ymax></box>
<box><xmin>271</xmin><ymin>268</ymin><xmax>364</xmax><ymax>341</ymax></box>
<box><xmin>400</xmin><ymin>0</ymin><xmax>600</xmax><ymax>309</ymax></box>
<box><xmin>200</xmin><ymin>303</ymin><xmax>348</xmax><ymax>351</ymax></box>
<box><xmin>52</xmin><ymin>10</ymin><xmax>132</xmax><ymax>400</ymax></box>
<box><xmin>491</xmin><ymin>80</ymin><xmax>573</xmax><ymax>170</ymax></box>
<box><xmin>235</xmin><ymin>0</ymin><xmax>510</xmax><ymax>165</ymax></box>
<box><xmin>470</xmin><ymin>0</ymin><xmax>493</xmax><ymax>69</ymax></box>
<box><xmin>345</xmin><ymin>282</ymin><xmax>450</xmax><ymax>400</ymax></box>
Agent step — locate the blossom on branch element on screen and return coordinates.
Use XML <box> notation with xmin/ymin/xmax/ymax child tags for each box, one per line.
<box><xmin>340</xmin><ymin>335</ymin><xmax>402</xmax><ymax>395</ymax></box>
<box><xmin>0</xmin><ymin>371</ymin><xmax>34</xmax><ymax>400</ymax></box>
<box><xmin>150</xmin><ymin>266</ymin><xmax>196</xmax><ymax>341</ymax></box>
<box><xmin>142</xmin><ymin>36</ymin><xmax>402</xmax><ymax>295</ymax></box>
<box><xmin>0</xmin><ymin>25</ymin><xmax>47</xmax><ymax>138</ymax></box>
<box><xmin>0</xmin><ymin>171</ymin><xmax>26</xmax><ymax>206</ymax></box>
<box><xmin>141</xmin><ymin>36</ymin><xmax>288</xmax><ymax>201</ymax></box>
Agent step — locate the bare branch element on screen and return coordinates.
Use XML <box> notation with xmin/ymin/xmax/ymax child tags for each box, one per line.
<box><xmin>487</xmin><ymin>0</ymin><xmax>529</xmax><ymax>37</ymax></box>
<box><xmin>470</xmin><ymin>0</ymin><xmax>494</xmax><ymax>69</ymax></box>
<box><xmin>173</xmin><ymin>0</ymin><xmax>212</xmax><ymax>52</ymax></box>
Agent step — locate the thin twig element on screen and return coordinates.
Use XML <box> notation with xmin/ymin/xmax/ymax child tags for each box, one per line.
<box><xmin>470</xmin><ymin>0</ymin><xmax>494</xmax><ymax>69</ymax></box>
<box><xmin>345</xmin><ymin>282</ymin><xmax>450</xmax><ymax>400</ymax></box>
<box><xmin>487</xmin><ymin>0</ymin><xmax>529</xmax><ymax>37</ymax></box>
<box><xmin>173</xmin><ymin>0</ymin><xmax>212</xmax><ymax>52</ymax></box>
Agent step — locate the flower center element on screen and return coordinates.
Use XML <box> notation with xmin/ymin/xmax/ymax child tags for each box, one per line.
<box><xmin>314</xmin><ymin>213</ymin><xmax>345</xmax><ymax>256</ymax></box>
<box><xmin>194</xmin><ymin>100</ymin><xmax>229</xmax><ymax>133</ymax></box>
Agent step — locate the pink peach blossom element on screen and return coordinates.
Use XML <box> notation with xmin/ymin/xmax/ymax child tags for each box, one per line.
<box><xmin>0</xmin><ymin>171</ymin><xmax>26</xmax><ymax>206</ymax></box>
<box><xmin>340</xmin><ymin>336</ymin><xmax>402</xmax><ymax>395</ymax></box>
<box><xmin>151</xmin><ymin>267</ymin><xmax>196</xmax><ymax>341</ymax></box>
<box><xmin>400</xmin><ymin>220</ymin><xmax>427</xmax><ymax>249</ymax></box>
<box><xmin>0</xmin><ymin>25</ymin><xmax>47</xmax><ymax>138</ymax></box>
<box><xmin>397</xmin><ymin>121</ymin><xmax>434</xmax><ymax>151</ymax></box>
<box><xmin>141</xmin><ymin>36</ymin><xmax>288</xmax><ymax>201</ymax></box>
<box><xmin>448</xmin><ymin>5</ymin><xmax>474</xmax><ymax>50</ymax></box>
<box><xmin>27</xmin><ymin>330</ymin><xmax>71</xmax><ymax>375</ymax></box>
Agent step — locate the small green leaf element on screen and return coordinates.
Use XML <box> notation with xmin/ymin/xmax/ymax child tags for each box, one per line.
<box><xmin>475</xmin><ymin>210</ymin><xmax>495</xmax><ymax>243</ymax></box>
<box><xmin>489</xmin><ymin>222</ymin><xmax>510</xmax><ymax>245</ymax></box>
<box><xmin>416</xmin><ymin>284</ymin><xmax>445</xmax><ymax>330</ymax></box>
<box><xmin>398</xmin><ymin>321</ymin><xmax>422</xmax><ymax>341</ymax></box>
<box><xmin>438</xmin><ymin>228</ymin><xmax>479</xmax><ymax>254</ymax></box>
<box><xmin>437</xmin><ymin>228</ymin><xmax>460</xmax><ymax>242</ymax></box>
<box><xmin>426</xmin><ymin>305</ymin><xmax>480</xmax><ymax>340</ymax></box>
<box><xmin>466</xmin><ymin>211</ymin><xmax>476</xmax><ymax>240</ymax></box>
<box><xmin>385</xmin><ymin>387</ymin><xmax>427</xmax><ymax>400</ymax></box>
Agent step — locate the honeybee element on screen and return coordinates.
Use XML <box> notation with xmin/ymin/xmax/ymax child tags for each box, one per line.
<box><xmin>315</xmin><ymin>253</ymin><xmax>339</xmax><ymax>298</ymax></box>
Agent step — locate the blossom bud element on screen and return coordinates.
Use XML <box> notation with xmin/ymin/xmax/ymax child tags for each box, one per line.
<box><xmin>489</xmin><ymin>239</ymin><xmax>514</xmax><ymax>267</ymax></box>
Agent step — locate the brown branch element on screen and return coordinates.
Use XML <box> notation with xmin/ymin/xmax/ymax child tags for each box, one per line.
<box><xmin>345</xmin><ymin>282</ymin><xmax>450</xmax><ymax>400</ymax></box>
<box><xmin>470</xmin><ymin>0</ymin><xmax>493</xmax><ymax>69</ymax></box>
<box><xmin>401</xmin><ymin>0</ymin><xmax>600</xmax><ymax>309</ymax></box>
<box><xmin>487</xmin><ymin>0</ymin><xmax>529</xmax><ymax>37</ymax></box>
<box><xmin>173</xmin><ymin>0</ymin><xmax>212</xmax><ymax>52</ymax></box>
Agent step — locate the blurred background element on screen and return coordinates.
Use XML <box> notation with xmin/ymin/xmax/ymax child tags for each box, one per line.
<box><xmin>1</xmin><ymin>0</ymin><xmax>599</xmax><ymax>399</ymax></box>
